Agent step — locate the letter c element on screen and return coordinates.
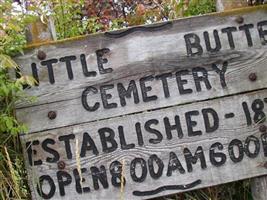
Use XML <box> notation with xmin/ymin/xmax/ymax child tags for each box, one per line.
<box><xmin>81</xmin><ymin>86</ymin><xmax>100</xmax><ymax>112</ymax></box>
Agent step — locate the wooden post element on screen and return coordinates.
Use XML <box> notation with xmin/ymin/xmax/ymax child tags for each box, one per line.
<box><xmin>216</xmin><ymin>0</ymin><xmax>248</xmax><ymax>11</ymax></box>
<box><xmin>25</xmin><ymin>17</ymin><xmax>56</xmax><ymax>45</ymax></box>
<box><xmin>251</xmin><ymin>178</ymin><xmax>267</xmax><ymax>200</ymax></box>
<box><xmin>216</xmin><ymin>1</ymin><xmax>267</xmax><ymax>200</ymax></box>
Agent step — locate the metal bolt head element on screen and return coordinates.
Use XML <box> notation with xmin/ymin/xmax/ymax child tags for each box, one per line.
<box><xmin>37</xmin><ymin>50</ymin><xmax>46</xmax><ymax>60</ymax></box>
<box><xmin>249</xmin><ymin>73</ymin><xmax>257</xmax><ymax>82</ymax></box>
<box><xmin>235</xmin><ymin>16</ymin><xmax>244</xmax><ymax>24</ymax></box>
<box><xmin>57</xmin><ymin>161</ymin><xmax>65</xmax><ymax>170</ymax></box>
<box><xmin>48</xmin><ymin>111</ymin><xmax>57</xmax><ymax>120</ymax></box>
<box><xmin>259</xmin><ymin>125</ymin><xmax>267</xmax><ymax>133</ymax></box>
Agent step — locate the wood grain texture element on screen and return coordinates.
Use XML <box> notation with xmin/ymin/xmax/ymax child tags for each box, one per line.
<box><xmin>15</xmin><ymin>7</ymin><xmax>267</xmax><ymax>200</ymax></box>
<box><xmin>251</xmin><ymin>176</ymin><xmax>267</xmax><ymax>200</ymax></box>
<box><xmin>14</xmin><ymin>8</ymin><xmax>267</xmax><ymax>133</ymax></box>
<box><xmin>16</xmin><ymin>48</ymin><xmax>267</xmax><ymax>133</ymax></box>
<box><xmin>21</xmin><ymin>89</ymin><xmax>267</xmax><ymax>200</ymax></box>
<box><xmin>14</xmin><ymin>9</ymin><xmax>267</xmax><ymax>107</ymax></box>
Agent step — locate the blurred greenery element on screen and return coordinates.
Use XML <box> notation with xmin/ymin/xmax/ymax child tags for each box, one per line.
<box><xmin>184</xmin><ymin>0</ymin><xmax>216</xmax><ymax>16</ymax></box>
<box><xmin>0</xmin><ymin>0</ymin><xmax>36</xmax><ymax>199</ymax></box>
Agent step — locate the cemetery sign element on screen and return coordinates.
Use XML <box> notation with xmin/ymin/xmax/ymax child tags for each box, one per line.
<box><xmin>15</xmin><ymin>6</ymin><xmax>267</xmax><ymax>200</ymax></box>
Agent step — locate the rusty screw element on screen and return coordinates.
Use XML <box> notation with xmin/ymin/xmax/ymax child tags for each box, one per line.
<box><xmin>259</xmin><ymin>125</ymin><xmax>267</xmax><ymax>133</ymax></box>
<box><xmin>47</xmin><ymin>111</ymin><xmax>57</xmax><ymax>120</ymax></box>
<box><xmin>249</xmin><ymin>73</ymin><xmax>257</xmax><ymax>82</ymax></box>
<box><xmin>235</xmin><ymin>16</ymin><xmax>244</xmax><ymax>24</ymax></box>
<box><xmin>37</xmin><ymin>50</ymin><xmax>46</xmax><ymax>60</ymax></box>
<box><xmin>57</xmin><ymin>161</ymin><xmax>66</xmax><ymax>170</ymax></box>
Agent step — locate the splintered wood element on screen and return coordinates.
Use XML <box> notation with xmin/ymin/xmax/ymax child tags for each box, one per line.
<box><xmin>14</xmin><ymin>6</ymin><xmax>267</xmax><ymax>200</ymax></box>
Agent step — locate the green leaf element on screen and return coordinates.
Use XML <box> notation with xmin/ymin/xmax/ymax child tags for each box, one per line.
<box><xmin>0</xmin><ymin>84</ymin><xmax>9</xmax><ymax>96</ymax></box>
<box><xmin>16</xmin><ymin>75</ymin><xmax>37</xmax><ymax>87</ymax></box>
<box><xmin>0</xmin><ymin>54</ymin><xmax>18</xmax><ymax>69</ymax></box>
<box><xmin>5</xmin><ymin>118</ymin><xmax>13</xmax><ymax>130</ymax></box>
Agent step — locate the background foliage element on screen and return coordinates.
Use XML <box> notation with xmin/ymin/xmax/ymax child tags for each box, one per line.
<box><xmin>0</xmin><ymin>0</ymin><xmax>264</xmax><ymax>199</ymax></box>
<box><xmin>23</xmin><ymin>0</ymin><xmax>215</xmax><ymax>39</ymax></box>
<box><xmin>0</xmin><ymin>0</ymin><xmax>36</xmax><ymax>199</ymax></box>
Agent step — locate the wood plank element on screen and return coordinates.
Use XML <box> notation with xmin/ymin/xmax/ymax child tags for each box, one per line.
<box><xmin>16</xmin><ymin>47</ymin><xmax>267</xmax><ymax>133</ymax></box>
<box><xmin>251</xmin><ymin>176</ymin><xmax>267</xmax><ymax>200</ymax></box>
<box><xmin>21</xmin><ymin>89</ymin><xmax>267</xmax><ymax>200</ymax></box>
<box><xmin>215</xmin><ymin>3</ymin><xmax>267</xmax><ymax>198</ymax></box>
<box><xmin>15</xmin><ymin>7</ymin><xmax>267</xmax><ymax>133</ymax></box>
<box><xmin>15</xmin><ymin>8</ymin><xmax>267</xmax><ymax>107</ymax></box>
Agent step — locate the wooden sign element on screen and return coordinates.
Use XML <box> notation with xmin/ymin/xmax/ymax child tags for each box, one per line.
<box><xmin>15</xmin><ymin>6</ymin><xmax>267</xmax><ymax>200</ymax></box>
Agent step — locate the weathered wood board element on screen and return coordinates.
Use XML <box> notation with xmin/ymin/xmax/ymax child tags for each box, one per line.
<box><xmin>21</xmin><ymin>90</ymin><xmax>267</xmax><ymax>199</ymax></box>
<box><xmin>15</xmin><ymin>6</ymin><xmax>267</xmax><ymax>133</ymax></box>
<box><xmin>15</xmin><ymin>5</ymin><xmax>267</xmax><ymax>200</ymax></box>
